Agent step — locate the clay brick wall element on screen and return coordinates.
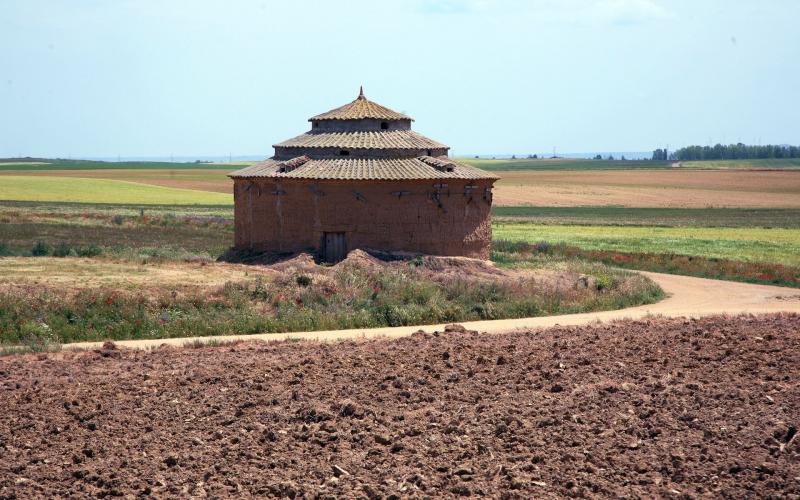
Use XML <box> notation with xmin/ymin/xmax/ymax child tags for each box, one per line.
<box><xmin>233</xmin><ymin>178</ymin><xmax>494</xmax><ymax>259</ymax></box>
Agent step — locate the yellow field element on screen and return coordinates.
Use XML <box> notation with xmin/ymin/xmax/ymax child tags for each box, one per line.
<box><xmin>0</xmin><ymin>169</ymin><xmax>234</xmax><ymax>194</ymax></box>
<box><xmin>0</xmin><ymin>176</ymin><xmax>232</xmax><ymax>205</ymax></box>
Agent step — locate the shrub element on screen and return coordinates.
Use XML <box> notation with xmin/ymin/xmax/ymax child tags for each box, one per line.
<box><xmin>533</xmin><ymin>241</ymin><xmax>552</xmax><ymax>254</ymax></box>
<box><xmin>31</xmin><ymin>240</ymin><xmax>50</xmax><ymax>256</ymax></box>
<box><xmin>112</xmin><ymin>215</ymin><xmax>125</xmax><ymax>225</ymax></box>
<box><xmin>19</xmin><ymin>322</ymin><xmax>60</xmax><ymax>352</ymax></box>
<box><xmin>76</xmin><ymin>244</ymin><xmax>103</xmax><ymax>257</ymax></box>
<box><xmin>296</xmin><ymin>274</ymin><xmax>313</xmax><ymax>287</ymax></box>
<box><xmin>52</xmin><ymin>242</ymin><xmax>75</xmax><ymax>257</ymax></box>
<box><xmin>0</xmin><ymin>242</ymin><xmax>13</xmax><ymax>257</ymax></box>
<box><xmin>594</xmin><ymin>274</ymin><xmax>617</xmax><ymax>291</ymax></box>
<box><xmin>492</xmin><ymin>240</ymin><xmax>534</xmax><ymax>254</ymax></box>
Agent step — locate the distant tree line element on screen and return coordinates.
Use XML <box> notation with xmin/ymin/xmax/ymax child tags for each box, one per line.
<box><xmin>661</xmin><ymin>143</ymin><xmax>800</xmax><ymax>161</ymax></box>
<box><xmin>651</xmin><ymin>148</ymin><xmax>673</xmax><ymax>161</ymax></box>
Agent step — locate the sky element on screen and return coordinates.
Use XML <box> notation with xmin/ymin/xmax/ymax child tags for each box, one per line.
<box><xmin>1</xmin><ymin>0</ymin><xmax>799</xmax><ymax>158</ymax></box>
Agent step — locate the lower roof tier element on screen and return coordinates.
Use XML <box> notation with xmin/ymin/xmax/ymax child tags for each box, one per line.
<box><xmin>228</xmin><ymin>156</ymin><xmax>499</xmax><ymax>181</ymax></box>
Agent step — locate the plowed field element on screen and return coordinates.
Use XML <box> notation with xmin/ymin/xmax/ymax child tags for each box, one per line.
<box><xmin>1</xmin><ymin>315</ymin><xmax>798</xmax><ymax>497</ymax></box>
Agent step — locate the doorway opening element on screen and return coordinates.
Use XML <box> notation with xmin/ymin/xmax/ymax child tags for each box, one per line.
<box><xmin>322</xmin><ymin>232</ymin><xmax>347</xmax><ymax>263</ymax></box>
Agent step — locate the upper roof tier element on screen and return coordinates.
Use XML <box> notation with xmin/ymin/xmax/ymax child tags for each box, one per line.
<box><xmin>309</xmin><ymin>87</ymin><xmax>413</xmax><ymax>122</ymax></box>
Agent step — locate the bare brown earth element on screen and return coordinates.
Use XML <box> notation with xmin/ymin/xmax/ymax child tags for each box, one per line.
<box><xmin>1</xmin><ymin>315</ymin><xmax>798</xmax><ymax>498</ymax></box>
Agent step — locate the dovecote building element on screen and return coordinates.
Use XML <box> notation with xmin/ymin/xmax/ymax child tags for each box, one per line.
<box><xmin>229</xmin><ymin>89</ymin><xmax>498</xmax><ymax>262</ymax></box>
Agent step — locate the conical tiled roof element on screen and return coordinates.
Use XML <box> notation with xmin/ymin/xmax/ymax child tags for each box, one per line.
<box><xmin>230</xmin><ymin>89</ymin><xmax>498</xmax><ymax>181</ymax></box>
<box><xmin>309</xmin><ymin>87</ymin><xmax>412</xmax><ymax>121</ymax></box>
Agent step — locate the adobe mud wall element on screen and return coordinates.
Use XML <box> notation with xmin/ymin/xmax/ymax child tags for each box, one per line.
<box><xmin>233</xmin><ymin>179</ymin><xmax>494</xmax><ymax>259</ymax></box>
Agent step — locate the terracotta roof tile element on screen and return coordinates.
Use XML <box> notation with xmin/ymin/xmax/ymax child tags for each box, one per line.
<box><xmin>228</xmin><ymin>157</ymin><xmax>499</xmax><ymax>181</ymax></box>
<box><xmin>275</xmin><ymin>130</ymin><xmax>446</xmax><ymax>150</ymax></box>
<box><xmin>309</xmin><ymin>91</ymin><xmax>412</xmax><ymax>122</ymax></box>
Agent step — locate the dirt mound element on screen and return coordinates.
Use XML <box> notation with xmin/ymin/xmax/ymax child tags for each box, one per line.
<box><xmin>1</xmin><ymin>314</ymin><xmax>798</xmax><ymax>497</ymax></box>
<box><xmin>267</xmin><ymin>252</ymin><xmax>318</xmax><ymax>274</ymax></box>
<box><xmin>334</xmin><ymin>249</ymin><xmax>386</xmax><ymax>273</ymax></box>
<box><xmin>416</xmin><ymin>255</ymin><xmax>505</xmax><ymax>279</ymax></box>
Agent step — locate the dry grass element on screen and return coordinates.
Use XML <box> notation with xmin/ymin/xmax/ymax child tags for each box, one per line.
<box><xmin>0</xmin><ymin>257</ymin><xmax>274</xmax><ymax>295</ymax></box>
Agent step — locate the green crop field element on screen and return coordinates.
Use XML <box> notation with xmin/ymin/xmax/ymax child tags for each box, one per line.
<box><xmin>492</xmin><ymin>207</ymin><xmax>800</xmax><ymax>228</ymax></box>
<box><xmin>493</xmin><ymin>223</ymin><xmax>800</xmax><ymax>267</ymax></box>
<box><xmin>0</xmin><ymin>176</ymin><xmax>233</xmax><ymax>205</ymax></box>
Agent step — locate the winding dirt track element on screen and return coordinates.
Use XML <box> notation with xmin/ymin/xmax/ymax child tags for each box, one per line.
<box><xmin>65</xmin><ymin>272</ymin><xmax>800</xmax><ymax>351</ymax></box>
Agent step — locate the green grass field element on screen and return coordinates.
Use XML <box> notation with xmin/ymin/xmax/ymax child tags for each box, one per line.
<box><xmin>0</xmin><ymin>176</ymin><xmax>232</xmax><ymax>205</ymax></box>
<box><xmin>492</xmin><ymin>207</ymin><xmax>800</xmax><ymax>228</ymax></box>
<box><xmin>493</xmin><ymin>223</ymin><xmax>800</xmax><ymax>266</ymax></box>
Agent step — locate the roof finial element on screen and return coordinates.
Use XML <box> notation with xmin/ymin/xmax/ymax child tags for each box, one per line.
<box><xmin>358</xmin><ymin>85</ymin><xmax>365</xmax><ymax>99</ymax></box>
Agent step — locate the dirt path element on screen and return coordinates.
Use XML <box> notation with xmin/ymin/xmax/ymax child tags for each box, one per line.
<box><xmin>64</xmin><ymin>272</ymin><xmax>800</xmax><ymax>351</ymax></box>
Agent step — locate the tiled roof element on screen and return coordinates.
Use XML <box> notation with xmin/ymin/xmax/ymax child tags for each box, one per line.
<box><xmin>228</xmin><ymin>157</ymin><xmax>499</xmax><ymax>181</ymax></box>
<box><xmin>275</xmin><ymin>130</ymin><xmax>446</xmax><ymax>150</ymax></box>
<box><xmin>309</xmin><ymin>88</ymin><xmax>412</xmax><ymax>122</ymax></box>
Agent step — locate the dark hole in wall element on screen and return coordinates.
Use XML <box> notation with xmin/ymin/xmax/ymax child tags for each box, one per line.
<box><xmin>339</xmin><ymin>150</ymin><xmax>350</xmax><ymax>156</ymax></box>
<box><xmin>380</xmin><ymin>121</ymin><xmax>389</xmax><ymax>130</ymax></box>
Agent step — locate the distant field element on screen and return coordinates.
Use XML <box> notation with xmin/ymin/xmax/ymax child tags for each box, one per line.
<box><xmin>2</xmin><ymin>200</ymin><xmax>798</xmax><ymax>288</ymax></box>
<box><xmin>0</xmin><ymin>159</ymin><xmax>247</xmax><ymax>171</ymax></box>
<box><xmin>492</xmin><ymin>207</ymin><xmax>800</xmax><ymax>228</ymax></box>
<box><xmin>459</xmin><ymin>157</ymin><xmax>800</xmax><ymax>171</ymax></box>
<box><xmin>493</xmin><ymin>169</ymin><xmax>800</xmax><ymax>208</ymax></box>
<box><xmin>458</xmin><ymin>158</ymin><xmax>671</xmax><ymax>170</ymax></box>
<box><xmin>0</xmin><ymin>168</ymin><xmax>235</xmax><ymax>194</ymax></box>
<box><xmin>493</xmin><ymin>223</ymin><xmax>800</xmax><ymax>266</ymax></box>
<box><xmin>0</xmin><ymin>176</ymin><xmax>232</xmax><ymax>205</ymax></box>
<box><xmin>679</xmin><ymin>158</ymin><xmax>800</xmax><ymax>169</ymax></box>
<box><xmin>3</xmin><ymin>166</ymin><xmax>799</xmax><ymax>208</ymax></box>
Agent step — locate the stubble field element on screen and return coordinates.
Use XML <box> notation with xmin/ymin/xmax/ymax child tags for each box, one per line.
<box><xmin>492</xmin><ymin>169</ymin><xmax>800</xmax><ymax>208</ymax></box>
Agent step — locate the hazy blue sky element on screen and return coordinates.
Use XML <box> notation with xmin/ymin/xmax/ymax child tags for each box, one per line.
<box><xmin>1</xmin><ymin>0</ymin><xmax>798</xmax><ymax>158</ymax></box>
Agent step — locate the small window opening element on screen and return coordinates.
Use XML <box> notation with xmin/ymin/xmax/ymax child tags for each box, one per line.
<box><xmin>426</xmin><ymin>149</ymin><xmax>433</xmax><ymax>156</ymax></box>
<box><xmin>339</xmin><ymin>150</ymin><xmax>350</xmax><ymax>156</ymax></box>
<box><xmin>312</xmin><ymin>122</ymin><xmax>319</xmax><ymax>129</ymax></box>
<box><xmin>380</xmin><ymin>121</ymin><xmax>389</xmax><ymax>130</ymax></box>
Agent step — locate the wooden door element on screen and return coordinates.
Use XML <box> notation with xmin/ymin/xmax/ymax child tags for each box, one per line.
<box><xmin>323</xmin><ymin>232</ymin><xmax>347</xmax><ymax>263</ymax></box>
